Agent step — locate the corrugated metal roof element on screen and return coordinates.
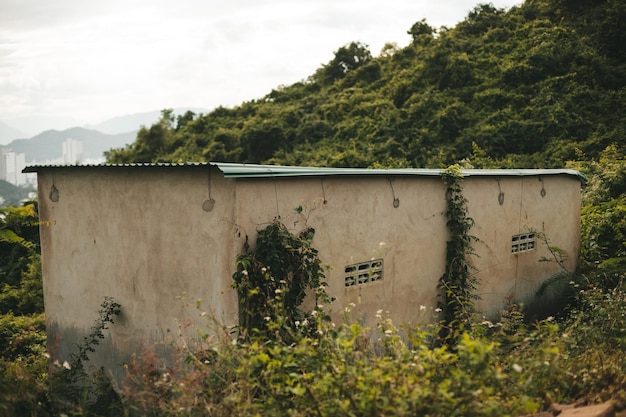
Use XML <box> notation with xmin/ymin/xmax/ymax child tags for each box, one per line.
<box><xmin>23</xmin><ymin>162</ymin><xmax>586</xmax><ymax>182</ymax></box>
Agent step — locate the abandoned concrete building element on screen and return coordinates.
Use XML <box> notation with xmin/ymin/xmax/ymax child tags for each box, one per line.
<box><xmin>24</xmin><ymin>162</ymin><xmax>583</xmax><ymax>376</ymax></box>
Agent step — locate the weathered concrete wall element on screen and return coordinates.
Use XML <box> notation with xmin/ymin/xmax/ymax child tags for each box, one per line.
<box><xmin>232</xmin><ymin>175</ymin><xmax>448</xmax><ymax>326</ymax></box>
<box><xmin>37</xmin><ymin>165</ymin><xmax>240</xmax><ymax>379</ymax></box>
<box><xmin>232</xmin><ymin>174</ymin><xmax>581</xmax><ymax>326</ymax></box>
<box><xmin>35</xmin><ymin>166</ymin><xmax>581</xmax><ymax>379</ymax></box>
<box><xmin>465</xmin><ymin>176</ymin><xmax>581</xmax><ymax>315</ymax></box>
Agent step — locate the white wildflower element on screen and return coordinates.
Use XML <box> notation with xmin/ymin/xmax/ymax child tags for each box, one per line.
<box><xmin>512</xmin><ymin>363</ymin><xmax>523</xmax><ymax>373</ymax></box>
<box><xmin>420</xmin><ymin>305</ymin><xmax>427</xmax><ymax>311</ymax></box>
<box><xmin>434</xmin><ymin>307</ymin><xmax>442</xmax><ymax>313</ymax></box>
<box><xmin>62</xmin><ymin>361</ymin><xmax>71</xmax><ymax>370</ymax></box>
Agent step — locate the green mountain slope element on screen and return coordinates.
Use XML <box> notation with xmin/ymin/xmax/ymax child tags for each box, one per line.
<box><xmin>0</xmin><ymin>180</ymin><xmax>29</xmax><ymax>207</ymax></box>
<box><xmin>106</xmin><ymin>0</ymin><xmax>626</xmax><ymax>168</ymax></box>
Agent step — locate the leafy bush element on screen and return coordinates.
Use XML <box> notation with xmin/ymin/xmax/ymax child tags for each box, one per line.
<box><xmin>114</xmin><ymin>298</ymin><xmax>626</xmax><ymax>416</ymax></box>
<box><xmin>232</xmin><ymin>218</ymin><xmax>330</xmax><ymax>341</ymax></box>
<box><xmin>0</xmin><ymin>313</ymin><xmax>49</xmax><ymax>417</ymax></box>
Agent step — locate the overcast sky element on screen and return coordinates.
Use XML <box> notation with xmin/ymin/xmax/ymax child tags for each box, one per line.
<box><xmin>1</xmin><ymin>0</ymin><xmax>520</xmax><ymax>136</ymax></box>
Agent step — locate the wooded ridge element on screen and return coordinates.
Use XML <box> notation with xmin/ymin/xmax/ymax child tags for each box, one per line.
<box><xmin>105</xmin><ymin>0</ymin><xmax>625</xmax><ymax>170</ymax></box>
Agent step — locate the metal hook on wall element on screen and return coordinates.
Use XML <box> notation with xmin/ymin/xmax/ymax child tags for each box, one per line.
<box><xmin>202</xmin><ymin>167</ymin><xmax>216</xmax><ymax>212</ymax></box>
<box><xmin>388</xmin><ymin>178</ymin><xmax>400</xmax><ymax>208</ymax></box>
<box><xmin>539</xmin><ymin>176</ymin><xmax>546</xmax><ymax>197</ymax></box>
<box><xmin>496</xmin><ymin>178</ymin><xmax>504</xmax><ymax>205</ymax></box>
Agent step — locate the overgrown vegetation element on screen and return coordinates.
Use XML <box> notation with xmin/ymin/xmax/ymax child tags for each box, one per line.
<box><xmin>105</xmin><ymin>0</ymin><xmax>624</xmax><ymax>170</ymax></box>
<box><xmin>2</xmin><ymin>0</ymin><xmax>626</xmax><ymax>414</ymax></box>
<box><xmin>438</xmin><ymin>165</ymin><xmax>480</xmax><ymax>342</ymax></box>
<box><xmin>232</xmin><ymin>218</ymin><xmax>331</xmax><ymax>341</ymax></box>
<box><xmin>48</xmin><ymin>297</ymin><xmax>122</xmax><ymax>416</ymax></box>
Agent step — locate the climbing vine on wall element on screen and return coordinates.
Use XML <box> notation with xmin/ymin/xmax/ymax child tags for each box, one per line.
<box><xmin>232</xmin><ymin>219</ymin><xmax>330</xmax><ymax>340</ymax></box>
<box><xmin>438</xmin><ymin>165</ymin><xmax>480</xmax><ymax>342</ymax></box>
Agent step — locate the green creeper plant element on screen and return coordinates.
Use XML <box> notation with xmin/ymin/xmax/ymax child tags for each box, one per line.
<box><xmin>438</xmin><ymin>165</ymin><xmax>480</xmax><ymax>343</ymax></box>
<box><xmin>232</xmin><ymin>218</ymin><xmax>330</xmax><ymax>341</ymax></box>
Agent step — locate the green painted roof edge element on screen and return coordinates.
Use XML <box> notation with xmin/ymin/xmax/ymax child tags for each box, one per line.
<box><xmin>22</xmin><ymin>161</ymin><xmax>586</xmax><ymax>183</ymax></box>
<box><xmin>212</xmin><ymin>162</ymin><xmax>587</xmax><ymax>183</ymax></box>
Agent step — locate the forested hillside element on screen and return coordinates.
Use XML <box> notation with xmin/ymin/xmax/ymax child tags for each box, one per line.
<box><xmin>106</xmin><ymin>0</ymin><xmax>625</xmax><ymax>169</ymax></box>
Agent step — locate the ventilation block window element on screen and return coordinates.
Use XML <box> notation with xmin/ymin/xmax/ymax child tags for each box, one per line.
<box><xmin>511</xmin><ymin>233</ymin><xmax>536</xmax><ymax>253</ymax></box>
<box><xmin>344</xmin><ymin>259</ymin><xmax>383</xmax><ymax>287</ymax></box>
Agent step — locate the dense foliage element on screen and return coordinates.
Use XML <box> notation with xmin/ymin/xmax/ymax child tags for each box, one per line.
<box><xmin>0</xmin><ymin>202</ymin><xmax>48</xmax><ymax>416</ymax></box>
<box><xmin>232</xmin><ymin>219</ymin><xmax>330</xmax><ymax>341</ymax></box>
<box><xmin>0</xmin><ymin>202</ymin><xmax>42</xmax><ymax>315</ymax></box>
<box><xmin>106</xmin><ymin>0</ymin><xmax>624</xmax><ymax>170</ymax></box>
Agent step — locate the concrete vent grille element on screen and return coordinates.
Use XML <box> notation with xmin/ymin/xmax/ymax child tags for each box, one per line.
<box><xmin>344</xmin><ymin>259</ymin><xmax>383</xmax><ymax>287</ymax></box>
<box><xmin>511</xmin><ymin>233</ymin><xmax>536</xmax><ymax>253</ymax></box>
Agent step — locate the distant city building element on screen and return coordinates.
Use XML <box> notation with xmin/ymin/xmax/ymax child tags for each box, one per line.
<box><xmin>63</xmin><ymin>138</ymin><xmax>83</xmax><ymax>164</ymax></box>
<box><xmin>0</xmin><ymin>150</ymin><xmax>27</xmax><ymax>186</ymax></box>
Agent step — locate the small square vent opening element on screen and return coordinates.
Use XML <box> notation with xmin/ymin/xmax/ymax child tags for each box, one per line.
<box><xmin>511</xmin><ymin>233</ymin><xmax>536</xmax><ymax>253</ymax></box>
<box><xmin>344</xmin><ymin>259</ymin><xmax>383</xmax><ymax>287</ymax></box>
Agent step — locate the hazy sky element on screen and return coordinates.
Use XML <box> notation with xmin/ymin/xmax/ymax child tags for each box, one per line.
<box><xmin>1</xmin><ymin>0</ymin><xmax>520</xmax><ymax>135</ymax></box>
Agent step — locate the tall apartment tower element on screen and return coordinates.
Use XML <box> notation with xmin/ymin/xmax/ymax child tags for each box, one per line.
<box><xmin>0</xmin><ymin>150</ymin><xmax>27</xmax><ymax>186</ymax></box>
<box><xmin>63</xmin><ymin>138</ymin><xmax>83</xmax><ymax>164</ymax></box>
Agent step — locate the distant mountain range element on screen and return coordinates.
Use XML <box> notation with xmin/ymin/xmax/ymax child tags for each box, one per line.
<box><xmin>0</xmin><ymin>108</ymin><xmax>207</xmax><ymax>163</ymax></box>
<box><xmin>0</xmin><ymin>180</ymin><xmax>30</xmax><ymax>206</ymax></box>
<box><xmin>1</xmin><ymin>127</ymin><xmax>137</xmax><ymax>163</ymax></box>
<box><xmin>0</xmin><ymin>121</ymin><xmax>28</xmax><ymax>144</ymax></box>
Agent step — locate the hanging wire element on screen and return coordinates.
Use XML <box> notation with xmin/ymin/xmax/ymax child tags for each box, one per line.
<box><xmin>388</xmin><ymin>178</ymin><xmax>400</xmax><ymax>208</ymax></box>
<box><xmin>320</xmin><ymin>178</ymin><xmax>327</xmax><ymax>204</ymax></box>
<box><xmin>202</xmin><ymin>167</ymin><xmax>215</xmax><ymax>212</ymax></box>
<box><xmin>496</xmin><ymin>178</ymin><xmax>504</xmax><ymax>205</ymax></box>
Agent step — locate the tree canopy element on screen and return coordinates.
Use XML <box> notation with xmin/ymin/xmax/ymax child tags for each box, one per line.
<box><xmin>105</xmin><ymin>0</ymin><xmax>625</xmax><ymax>170</ymax></box>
